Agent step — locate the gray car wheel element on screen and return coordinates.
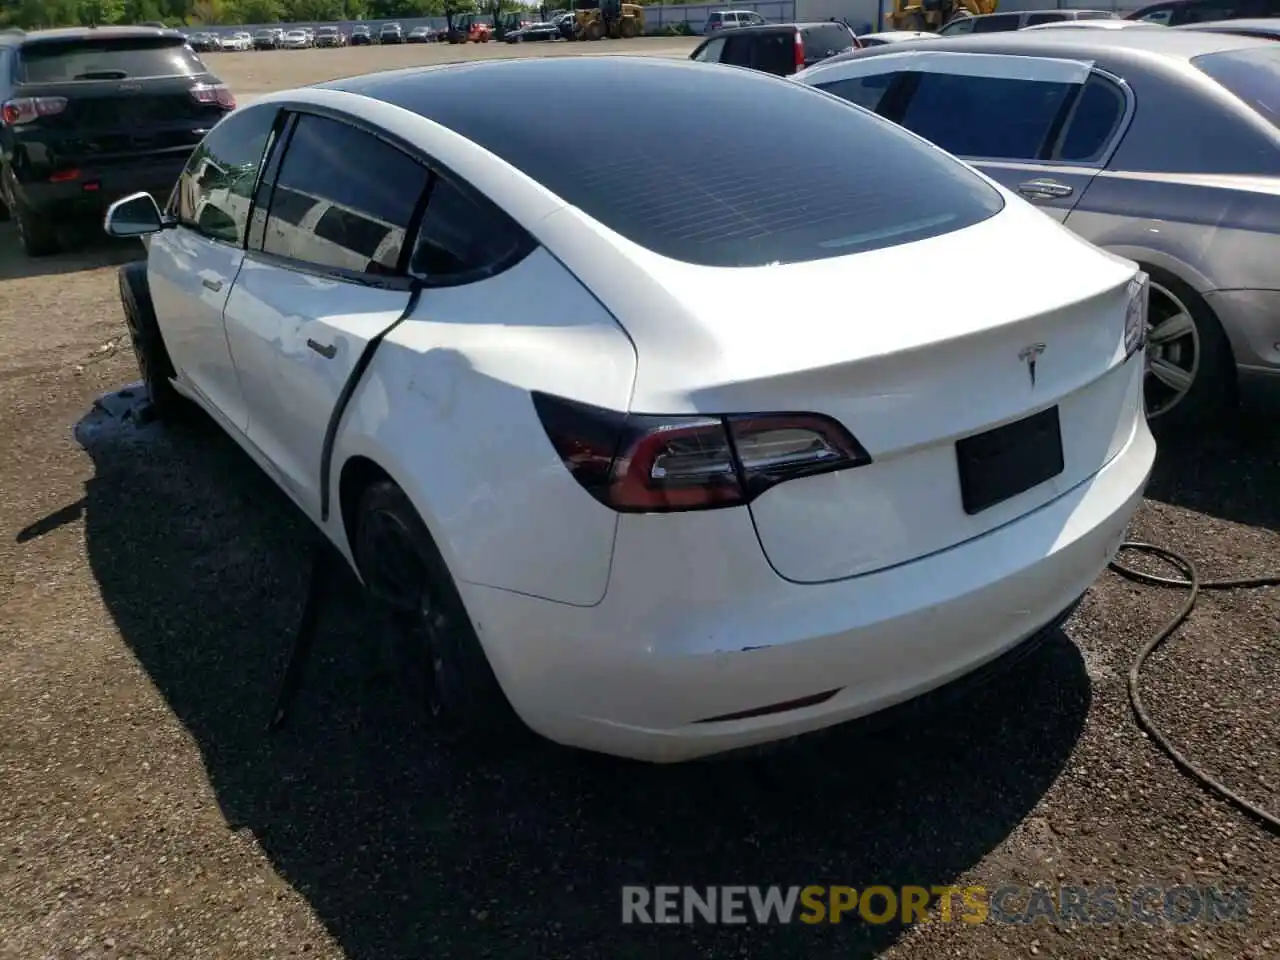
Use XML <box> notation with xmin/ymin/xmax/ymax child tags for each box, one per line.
<box><xmin>1142</xmin><ymin>270</ymin><xmax>1233</xmax><ymax>424</ymax></box>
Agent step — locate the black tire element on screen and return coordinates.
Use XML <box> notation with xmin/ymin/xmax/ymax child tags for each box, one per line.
<box><xmin>13</xmin><ymin>195</ymin><xmax>58</xmax><ymax>256</ymax></box>
<box><xmin>354</xmin><ymin>481</ymin><xmax>520</xmax><ymax>743</ymax></box>
<box><xmin>118</xmin><ymin>262</ymin><xmax>188</xmax><ymax>421</ymax></box>
<box><xmin>1140</xmin><ymin>264</ymin><xmax>1235</xmax><ymax>430</ymax></box>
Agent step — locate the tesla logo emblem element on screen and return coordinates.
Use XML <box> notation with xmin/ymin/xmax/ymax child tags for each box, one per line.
<box><xmin>1018</xmin><ymin>343</ymin><xmax>1046</xmax><ymax>386</ymax></box>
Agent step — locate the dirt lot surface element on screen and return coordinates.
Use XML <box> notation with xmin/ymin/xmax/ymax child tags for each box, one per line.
<box><xmin>1</xmin><ymin>42</ymin><xmax>1278</xmax><ymax>960</ymax></box>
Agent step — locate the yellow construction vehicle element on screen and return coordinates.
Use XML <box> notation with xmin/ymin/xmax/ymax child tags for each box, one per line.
<box><xmin>888</xmin><ymin>0</ymin><xmax>998</xmax><ymax>31</ymax></box>
<box><xmin>562</xmin><ymin>0</ymin><xmax>645</xmax><ymax>40</ymax></box>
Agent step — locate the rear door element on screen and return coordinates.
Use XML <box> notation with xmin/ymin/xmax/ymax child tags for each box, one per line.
<box><xmin>223</xmin><ymin>111</ymin><xmax>428</xmax><ymax>518</ymax></box>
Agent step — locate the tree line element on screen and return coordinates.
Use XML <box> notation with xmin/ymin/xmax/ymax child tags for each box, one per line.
<box><xmin>1</xmin><ymin>0</ymin><xmax>504</xmax><ymax>29</ymax></box>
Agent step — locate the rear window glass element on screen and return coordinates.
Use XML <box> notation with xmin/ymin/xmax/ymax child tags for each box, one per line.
<box><xmin>1193</xmin><ymin>46</ymin><xmax>1280</xmax><ymax>130</ymax></box>
<box><xmin>18</xmin><ymin>38</ymin><xmax>204</xmax><ymax>82</ymax></box>
<box><xmin>343</xmin><ymin>58</ymin><xmax>1003</xmax><ymax>267</ymax></box>
<box><xmin>802</xmin><ymin>24</ymin><xmax>856</xmax><ymax>61</ymax></box>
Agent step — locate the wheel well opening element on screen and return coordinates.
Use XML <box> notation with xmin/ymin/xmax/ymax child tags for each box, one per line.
<box><xmin>338</xmin><ymin>455</ymin><xmax>393</xmax><ymax>559</ymax></box>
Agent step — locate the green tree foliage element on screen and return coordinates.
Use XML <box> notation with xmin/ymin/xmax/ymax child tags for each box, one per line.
<box><xmin>0</xmin><ymin>0</ymin><xmax>479</xmax><ymax>27</ymax></box>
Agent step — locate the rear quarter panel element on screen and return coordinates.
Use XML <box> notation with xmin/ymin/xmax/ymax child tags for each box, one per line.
<box><xmin>329</xmin><ymin>247</ymin><xmax>638</xmax><ymax>608</ymax></box>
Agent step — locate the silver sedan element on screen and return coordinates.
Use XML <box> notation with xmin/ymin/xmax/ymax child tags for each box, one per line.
<box><xmin>796</xmin><ymin>29</ymin><xmax>1280</xmax><ymax>424</ymax></box>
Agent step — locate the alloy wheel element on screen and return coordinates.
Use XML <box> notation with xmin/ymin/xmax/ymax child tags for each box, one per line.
<box><xmin>1144</xmin><ymin>281</ymin><xmax>1199</xmax><ymax>418</ymax></box>
<box><xmin>359</xmin><ymin>509</ymin><xmax>455</xmax><ymax>720</ymax></box>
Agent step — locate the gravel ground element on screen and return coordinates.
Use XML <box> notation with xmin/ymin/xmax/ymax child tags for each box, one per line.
<box><xmin>0</xmin><ymin>44</ymin><xmax>1277</xmax><ymax>960</ymax></box>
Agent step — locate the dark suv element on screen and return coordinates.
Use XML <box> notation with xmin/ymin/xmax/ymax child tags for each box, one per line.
<box><xmin>0</xmin><ymin>26</ymin><xmax>235</xmax><ymax>256</ymax></box>
<box><xmin>690</xmin><ymin>21</ymin><xmax>859</xmax><ymax>76</ymax></box>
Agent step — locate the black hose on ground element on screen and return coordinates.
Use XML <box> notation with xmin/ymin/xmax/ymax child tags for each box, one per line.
<box><xmin>1108</xmin><ymin>542</ymin><xmax>1280</xmax><ymax>834</ymax></box>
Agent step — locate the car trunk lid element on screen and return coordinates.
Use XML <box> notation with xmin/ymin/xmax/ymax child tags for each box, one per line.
<box><xmin>612</xmin><ymin>200</ymin><xmax>1142</xmax><ymax>581</ymax></box>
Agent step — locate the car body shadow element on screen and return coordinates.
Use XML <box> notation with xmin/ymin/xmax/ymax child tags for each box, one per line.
<box><xmin>1146</xmin><ymin>410</ymin><xmax>1280</xmax><ymax>531</ymax></box>
<box><xmin>65</xmin><ymin>386</ymin><xmax>1091</xmax><ymax>959</ymax></box>
<box><xmin>0</xmin><ymin>223</ymin><xmax>144</xmax><ymax>281</ymax></box>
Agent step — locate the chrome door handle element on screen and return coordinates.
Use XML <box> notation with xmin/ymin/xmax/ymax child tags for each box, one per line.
<box><xmin>1017</xmin><ymin>179</ymin><xmax>1073</xmax><ymax>200</ymax></box>
<box><xmin>201</xmin><ymin>277</ymin><xmax>223</xmax><ymax>292</ymax></box>
<box><xmin>307</xmin><ymin>338</ymin><xmax>337</xmax><ymax>359</ymax></box>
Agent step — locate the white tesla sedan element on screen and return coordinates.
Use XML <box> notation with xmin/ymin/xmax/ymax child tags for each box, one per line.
<box><xmin>103</xmin><ymin>57</ymin><xmax>1155</xmax><ymax>763</ymax></box>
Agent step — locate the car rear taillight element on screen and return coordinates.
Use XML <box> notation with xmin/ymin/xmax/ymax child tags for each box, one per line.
<box><xmin>190</xmin><ymin>82</ymin><xmax>235</xmax><ymax>109</ymax></box>
<box><xmin>533</xmin><ymin>392</ymin><xmax>872</xmax><ymax>513</ymax></box>
<box><xmin>795</xmin><ymin>30</ymin><xmax>805</xmax><ymax>70</ymax></box>
<box><xmin>1</xmin><ymin>96</ymin><xmax>67</xmax><ymax>126</ymax></box>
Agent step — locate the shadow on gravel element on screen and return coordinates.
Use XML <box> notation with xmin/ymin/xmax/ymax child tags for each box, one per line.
<box><xmin>0</xmin><ymin>222</ymin><xmax>143</xmax><ymax>281</ymax></box>
<box><xmin>64</xmin><ymin>387</ymin><xmax>1091</xmax><ymax>960</ymax></box>
<box><xmin>1146</xmin><ymin>411</ymin><xmax>1280</xmax><ymax>532</ymax></box>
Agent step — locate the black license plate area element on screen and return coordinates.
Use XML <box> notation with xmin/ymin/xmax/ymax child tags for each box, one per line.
<box><xmin>956</xmin><ymin>406</ymin><xmax>1064</xmax><ymax>515</ymax></box>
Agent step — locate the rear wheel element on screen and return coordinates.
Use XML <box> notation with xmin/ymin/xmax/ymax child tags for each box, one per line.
<box><xmin>12</xmin><ymin>195</ymin><xmax>59</xmax><ymax>257</ymax></box>
<box><xmin>354</xmin><ymin>481</ymin><xmax>520</xmax><ymax>743</ymax></box>
<box><xmin>620</xmin><ymin>16</ymin><xmax>639</xmax><ymax>37</ymax></box>
<box><xmin>584</xmin><ymin>19</ymin><xmax>605</xmax><ymax>40</ymax></box>
<box><xmin>1141</xmin><ymin>267</ymin><xmax>1234</xmax><ymax>427</ymax></box>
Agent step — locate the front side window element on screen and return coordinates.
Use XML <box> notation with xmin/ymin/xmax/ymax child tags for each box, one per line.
<box><xmin>1193</xmin><ymin>45</ymin><xmax>1280</xmax><ymax>130</ymax></box>
<box><xmin>176</xmin><ymin>106</ymin><xmax>278</xmax><ymax>246</ymax></box>
<box><xmin>262</xmin><ymin>113</ymin><xmax>430</xmax><ymax>275</ymax></box>
<box><xmin>815</xmin><ymin>72</ymin><xmax>899</xmax><ymax>112</ymax></box>
<box><xmin>1137</xmin><ymin>5</ymin><xmax>1175</xmax><ymax>22</ymax></box>
<box><xmin>900</xmin><ymin>71</ymin><xmax>1076</xmax><ymax>160</ymax></box>
<box><xmin>940</xmin><ymin>16</ymin><xmax>975</xmax><ymax>34</ymax></box>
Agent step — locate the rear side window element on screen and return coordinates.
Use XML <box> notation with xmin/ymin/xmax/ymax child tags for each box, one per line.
<box><xmin>1057</xmin><ymin>75</ymin><xmax>1126</xmax><ymax>161</ymax></box>
<box><xmin>1193</xmin><ymin>46</ymin><xmax>1280</xmax><ymax>129</ymax></box>
<box><xmin>410</xmin><ymin>175</ymin><xmax>531</xmax><ymax>283</ymax></box>
<box><xmin>802</xmin><ymin>24</ymin><xmax>856</xmax><ymax>62</ymax></box>
<box><xmin>815</xmin><ymin>73</ymin><xmax>899</xmax><ymax>112</ymax></box>
<box><xmin>720</xmin><ymin>34</ymin><xmax>754</xmax><ymax>66</ymax></box>
<box><xmin>263</xmin><ymin>113</ymin><xmax>429</xmax><ymax>275</ymax></box>
<box><xmin>972</xmin><ymin>13</ymin><xmax>1025</xmax><ymax>31</ymax></box>
<box><xmin>1076</xmin><ymin>10</ymin><xmax>1117</xmax><ymax>18</ymax></box>
<box><xmin>1026</xmin><ymin>12</ymin><xmax>1070</xmax><ymax>24</ymax></box>
<box><xmin>1136</xmin><ymin>5</ymin><xmax>1176</xmax><ymax>23</ymax></box>
<box><xmin>755</xmin><ymin>32</ymin><xmax>796</xmax><ymax>74</ymax></box>
<box><xmin>17</xmin><ymin>38</ymin><xmax>204</xmax><ymax>82</ymax></box>
<box><xmin>940</xmin><ymin>17</ymin><xmax>975</xmax><ymax>34</ymax></box>
<box><xmin>900</xmin><ymin>72</ymin><xmax>1076</xmax><ymax>159</ymax></box>
<box><xmin>693</xmin><ymin>36</ymin><xmax>726</xmax><ymax>61</ymax></box>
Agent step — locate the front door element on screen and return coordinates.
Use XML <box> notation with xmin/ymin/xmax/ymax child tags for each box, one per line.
<box><xmin>146</xmin><ymin>103</ymin><xmax>280</xmax><ymax>431</ymax></box>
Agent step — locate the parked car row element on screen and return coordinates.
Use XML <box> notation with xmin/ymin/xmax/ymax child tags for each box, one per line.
<box><xmin>190</xmin><ymin>22</ymin><xmax>447</xmax><ymax>50</ymax></box>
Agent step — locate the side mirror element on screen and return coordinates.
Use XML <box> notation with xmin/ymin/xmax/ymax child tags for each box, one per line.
<box><xmin>104</xmin><ymin>191</ymin><xmax>164</xmax><ymax>238</ymax></box>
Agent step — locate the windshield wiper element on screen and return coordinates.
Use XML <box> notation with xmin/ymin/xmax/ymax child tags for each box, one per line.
<box><xmin>73</xmin><ymin>70</ymin><xmax>129</xmax><ymax>80</ymax></box>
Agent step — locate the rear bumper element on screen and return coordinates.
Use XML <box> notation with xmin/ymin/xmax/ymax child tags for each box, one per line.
<box><xmin>14</xmin><ymin>156</ymin><xmax>187</xmax><ymax>218</ymax></box>
<box><xmin>462</xmin><ymin>403</ymin><xmax>1155</xmax><ymax>763</ymax></box>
